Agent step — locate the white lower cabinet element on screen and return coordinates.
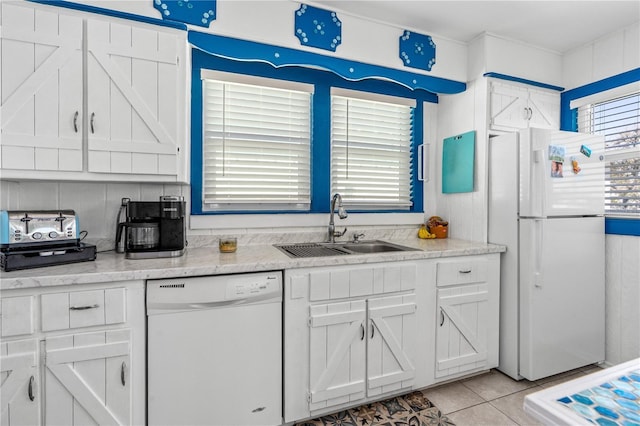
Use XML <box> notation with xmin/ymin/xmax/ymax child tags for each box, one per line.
<box><xmin>1</xmin><ymin>339</ymin><xmax>40</xmax><ymax>426</ymax></box>
<box><xmin>44</xmin><ymin>330</ymin><xmax>132</xmax><ymax>425</ymax></box>
<box><xmin>0</xmin><ymin>281</ymin><xmax>145</xmax><ymax>426</ymax></box>
<box><xmin>433</xmin><ymin>254</ymin><xmax>500</xmax><ymax>381</ymax></box>
<box><xmin>284</xmin><ymin>260</ymin><xmax>434</xmax><ymax>422</ymax></box>
<box><xmin>308</xmin><ymin>293</ymin><xmax>418</xmax><ymax>410</ymax></box>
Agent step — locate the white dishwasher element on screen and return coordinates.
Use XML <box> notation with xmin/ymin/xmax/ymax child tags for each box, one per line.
<box><xmin>146</xmin><ymin>271</ymin><xmax>282</xmax><ymax>426</ymax></box>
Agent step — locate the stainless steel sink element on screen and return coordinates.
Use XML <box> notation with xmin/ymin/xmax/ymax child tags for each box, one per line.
<box><xmin>275</xmin><ymin>240</ymin><xmax>418</xmax><ymax>258</ymax></box>
<box><xmin>338</xmin><ymin>241</ymin><xmax>414</xmax><ymax>254</ymax></box>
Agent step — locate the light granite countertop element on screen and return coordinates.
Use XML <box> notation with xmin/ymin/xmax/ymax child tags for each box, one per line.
<box><xmin>0</xmin><ymin>238</ymin><xmax>505</xmax><ymax>290</ymax></box>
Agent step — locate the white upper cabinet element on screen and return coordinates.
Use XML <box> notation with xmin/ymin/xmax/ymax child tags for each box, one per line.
<box><xmin>86</xmin><ymin>18</ymin><xmax>185</xmax><ymax>176</ymax></box>
<box><xmin>0</xmin><ymin>2</ymin><xmax>188</xmax><ymax>182</ymax></box>
<box><xmin>489</xmin><ymin>80</ymin><xmax>560</xmax><ymax>131</ymax></box>
<box><xmin>0</xmin><ymin>3</ymin><xmax>84</xmax><ymax>172</ymax></box>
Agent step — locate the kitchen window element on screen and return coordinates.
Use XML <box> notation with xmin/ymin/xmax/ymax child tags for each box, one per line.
<box><xmin>191</xmin><ymin>49</ymin><xmax>429</xmax><ymax>218</ymax></box>
<box><xmin>577</xmin><ymin>91</ymin><xmax>640</xmax><ymax>216</ymax></box>
<box><xmin>331</xmin><ymin>89</ymin><xmax>415</xmax><ymax>210</ymax></box>
<box><xmin>200</xmin><ymin>71</ymin><xmax>313</xmax><ymax>212</ymax></box>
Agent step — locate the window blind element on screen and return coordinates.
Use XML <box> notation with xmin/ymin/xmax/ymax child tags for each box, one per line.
<box><xmin>202</xmin><ymin>78</ymin><xmax>312</xmax><ymax>211</ymax></box>
<box><xmin>578</xmin><ymin>92</ymin><xmax>640</xmax><ymax>215</ymax></box>
<box><xmin>331</xmin><ymin>95</ymin><xmax>414</xmax><ymax>210</ymax></box>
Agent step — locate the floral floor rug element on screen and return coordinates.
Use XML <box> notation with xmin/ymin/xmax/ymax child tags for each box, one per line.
<box><xmin>295</xmin><ymin>390</ymin><xmax>455</xmax><ymax>426</ymax></box>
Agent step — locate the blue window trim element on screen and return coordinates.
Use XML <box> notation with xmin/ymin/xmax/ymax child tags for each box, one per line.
<box><xmin>559</xmin><ymin>68</ymin><xmax>640</xmax><ymax>237</ymax></box>
<box><xmin>605</xmin><ymin>218</ymin><xmax>640</xmax><ymax>236</ymax></box>
<box><xmin>26</xmin><ymin>0</ymin><xmax>187</xmax><ymax>30</ymax></box>
<box><xmin>560</xmin><ymin>68</ymin><xmax>640</xmax><ymax>131</ymax></box>
<box><xmin>483</xmin><ymin>72</ymin><xmax>564</xmax><ymax>92</ymax></box>
<box><xmin>191</xmin><ymin>48</ymin><xmax>430</xmax><ymax>215</ymax></box>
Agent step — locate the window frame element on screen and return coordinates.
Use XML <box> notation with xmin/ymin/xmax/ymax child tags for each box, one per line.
<box><xmin>200</xmin><ymin>70</ymin><xmax>314</xmax><ymax>212</ymax></box>
<box><xmin>190</xmin><ymin>48</ymin><xmax>434</xmax><ymax>216</ymax></box>
<box><xmin>560</xmin><ymin>68</ymin><xmax>640</xmax><ymax>236</ymax></box>
<box><xmin>330</xmin><ymin>88</ymin><xmax>417</xmax><ymax>211</ymax></box>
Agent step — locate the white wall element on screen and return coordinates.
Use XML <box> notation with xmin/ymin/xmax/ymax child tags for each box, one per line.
<box><xmin>71</xmin><ymin>0</ymin><xmax>468</xmax><ymax>83</ymax></box>
<box><xmin>432</xmin><ymin>80</ymin><xmax>489</xmax><ymax>242</ymax></box>
<box><xmin>605</xmin><ymin>235</ymin><xmax>640</xmax><ymax>365</ymax></box>
<box><xmin>469</xmin><ymin>32</ymin><xmax>563</xmax><ymax>85</ymax></box>
<box><xmin>562</xmin><ymin>22</ymin><xmax>640</xmax><ymax>90</ymax></box>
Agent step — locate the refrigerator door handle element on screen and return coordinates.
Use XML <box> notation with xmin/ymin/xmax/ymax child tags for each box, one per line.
<box><xmin>533</xmin><ymin>149</ymin><xmax>544</xmax><ymax>163</ymax></box>
<box><xmin>533</xmin><ymin>219</ymin><xmax>543</xmax><ymax>288</ymax></box>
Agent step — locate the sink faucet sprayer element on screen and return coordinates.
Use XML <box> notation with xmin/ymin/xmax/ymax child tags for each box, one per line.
<box><xmin>327</xmin><ymin>193</ymin><xmax>348</xmax><ymax>243</ymax></box>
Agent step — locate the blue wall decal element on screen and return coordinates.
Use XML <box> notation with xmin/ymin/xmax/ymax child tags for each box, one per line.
<box><xmin>153</xmin><ymin>0</ymin><xmax>216</xmax><ymax>27</ymax></box>
<box><xmin>399</xmin><ymin>30</ymin><xmax>436</xmax><ymax>71</ymax></box>
<box><xmin>294</xmin><ymin>4</ymin><xmax>341</xmax><ymax>52</ymax></box>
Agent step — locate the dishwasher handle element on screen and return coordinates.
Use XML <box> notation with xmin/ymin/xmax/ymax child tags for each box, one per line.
<box><xmin>147</xmin><ymin>291</ymin><xmax>280</xmax><ymax>315</ymax></box>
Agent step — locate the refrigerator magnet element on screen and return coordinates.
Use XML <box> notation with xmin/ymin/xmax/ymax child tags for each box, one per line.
<box><xmin>580</xmin><ymin>144</ymin><xmax>592</xmax><ymax>157</ymax></box>
<box><xmin>549</xmin><ymin>145</ymin><xmax>565</xmax><ymax>178</ymax></box>
<box><xmin>571</xmin><ymin>156</ymin><xmax>581</xmax><ymax>174</ymax></box>
<box><xmin>551</xmin><ymin>160</ymin><xmax>564</xmax><ymax>178</ymax></box>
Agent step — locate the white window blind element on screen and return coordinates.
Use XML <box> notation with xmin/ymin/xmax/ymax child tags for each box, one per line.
<box><xmin>578</xmin><ymin>92</ymin><xmax>640</xmax><ymax>216</ymax></box>
<box><xmin>331</xmin><ymin>93</ymin><xmax>414</xmax><ymax>210</ymax></box>
<box><xmin>202</xmin><ymin>76</ymin><xmax>312</xmax><ymax>211</ymax></box>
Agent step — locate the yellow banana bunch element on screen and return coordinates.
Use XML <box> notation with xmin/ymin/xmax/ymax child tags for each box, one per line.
<box><xmin>418</xmin><ymin>224</ymin><xmax>436</xmax><ymax>239</ymax></box>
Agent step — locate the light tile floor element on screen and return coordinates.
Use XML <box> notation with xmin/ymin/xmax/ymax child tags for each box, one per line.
<box><xmin>421</xmin><ymin>364</ymin><xmax>603</xmax><ymax>426</ymax></box>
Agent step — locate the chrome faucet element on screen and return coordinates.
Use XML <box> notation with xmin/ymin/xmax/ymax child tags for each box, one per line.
<box><xmin>327</xmin><ymin>193</ymin><xmax>348</xmax><ymax>243</ymax></box>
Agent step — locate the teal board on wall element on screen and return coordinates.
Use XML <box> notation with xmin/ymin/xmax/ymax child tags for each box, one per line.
<box><xmin>442</xmin><ymin>131</ymin><xmax>475</xmax><ymax>193</ymax></box>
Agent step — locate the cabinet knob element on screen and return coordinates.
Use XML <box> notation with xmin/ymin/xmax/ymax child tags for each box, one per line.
<box><xmin>90</xmin><ymin>112</ymin><xmax>95</xmax><ymax>134</ymax></box>
<box><xmin>73</xmin><ymin>111</ymin><xmax>79</xmax><ymax>133</ymax></box>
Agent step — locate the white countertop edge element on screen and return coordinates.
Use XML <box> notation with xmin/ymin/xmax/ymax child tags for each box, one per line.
<box><xmin>1</xmin><ymin>238</ymin><xmax>506</xmax><ymax>290</ymax></box>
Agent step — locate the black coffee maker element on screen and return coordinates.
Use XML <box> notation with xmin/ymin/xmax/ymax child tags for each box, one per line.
<box><xmin>115</xmin><ymin>196</ymin><xmax>186</xmax><ymax>259</ymax></box>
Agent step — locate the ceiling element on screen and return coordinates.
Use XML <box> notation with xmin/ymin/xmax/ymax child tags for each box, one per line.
<box><xmin>304</xmin><ymin>1</ymin><xmax>640</xmax><ymax>53</ymax></box>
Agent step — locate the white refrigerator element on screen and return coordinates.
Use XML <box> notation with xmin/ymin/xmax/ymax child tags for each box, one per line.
<box><xmin>488</xmin><ymin>128</ymin><xmax>605</xmax><ymax>381</ymax></box>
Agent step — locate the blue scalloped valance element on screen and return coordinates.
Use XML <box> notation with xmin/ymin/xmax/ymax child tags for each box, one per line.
<box><xmin>188</xmin><ymin>31</ymin><xmax>465</xmax><ymax>95</ymax></box>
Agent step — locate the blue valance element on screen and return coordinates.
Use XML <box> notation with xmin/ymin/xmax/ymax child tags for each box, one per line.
<box><xmin>188</xmin><ymin>31</ymin><xmax>466</xmax><ymax>95</ymax></box>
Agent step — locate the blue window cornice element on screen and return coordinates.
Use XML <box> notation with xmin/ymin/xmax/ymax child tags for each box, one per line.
<box><xmin>188</xmin><ymin>31</ymin><xmax>466</xmax><ymax>95</ymax></box>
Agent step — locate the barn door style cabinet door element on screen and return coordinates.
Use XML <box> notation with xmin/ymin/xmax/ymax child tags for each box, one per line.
<box><xmin>308</xmin><ymin>293</ymin><xmax>417</xmax><ymax>410</ymax></box>
<box><xmin>0</xmin><ymin>282</ymin><xmax>145</xmax><ymax>426</ymax></box>
<box><xmin>488</xmin><ymin>80</ymin><xmax>560</xmax><ymax>131</ymax></box>
<box><xmin>0</xmin><ymin>1</ymin><xmax>188</xmax><ymax>182</ymax></box>
<box><xmin>433</xmin><ymin>255</ymin><xmax>500</xmax><ymax>382</ymax></box>
<box><xmin>44</xmin><ymin>330</ymin><xmax>132</xmax><ymax>425</ymax></box>
<box><xmin>284</xmin><ymin>261</ymin><xmax>432</xmax><ymax>423</ymax></box>
<box><xmin>1</xmin><ymin>339</ymin><xmax>41</xmax><ymax>426</ymax></box>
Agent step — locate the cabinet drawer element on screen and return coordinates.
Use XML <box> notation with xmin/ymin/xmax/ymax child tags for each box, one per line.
<box><xmin>41</xmin><ymin>288</ymin><xmax>126</xmax><ymax>331</ymax></box>
<box><xmin>436</xmin><ymin>260</ymin><xmax>488</xmax><ymax>287</ymax></box>
<box><xmin>1</xmin><ymin>296</ymin><xmax>35</xmax><ymax>337</ymax></box>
